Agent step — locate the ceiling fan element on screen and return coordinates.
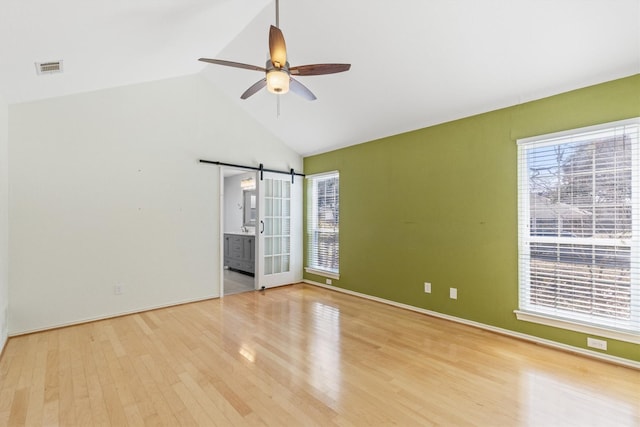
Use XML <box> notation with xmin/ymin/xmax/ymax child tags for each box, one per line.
<box><xmin>198</xmin><ymin>0</ymin><xmax>350</xmax><ymax>101</ymax></box>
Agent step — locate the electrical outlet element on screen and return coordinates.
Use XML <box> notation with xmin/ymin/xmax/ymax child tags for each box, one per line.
<box><xmin>587</xmin><ymin>337</ymin><xmax>607</xmax><ymax>351</ymax></box>
<box><xmin>449</xmin><ymin>288</ymin><xmax>457</xmax><ymax>299</ymax></box>
<box><xmin>114</xmin><ymin>284</ymin><xmax>123</xmax><ymax>295</ymax></box>
<box><xmin>424</xmin><ymin>282</ymin><xmax>431</xmax><ymax>293</ymax></box>
<box><xmin>326</xmin><ymin>279</ymin><xmax>332</xmax><ymax>285</ymax></box>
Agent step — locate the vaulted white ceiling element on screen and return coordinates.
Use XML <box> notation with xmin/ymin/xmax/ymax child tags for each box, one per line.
<box><xmin>1</xmin><ymin>0</ymin><xmax>639</xmax><ymax>156</ymax></box>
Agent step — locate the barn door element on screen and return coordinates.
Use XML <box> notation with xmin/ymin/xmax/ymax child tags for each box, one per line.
<box><xmin>256</xmin><ymin>171</ymin><xmax>302</xmax><ymax>288</ymax></box>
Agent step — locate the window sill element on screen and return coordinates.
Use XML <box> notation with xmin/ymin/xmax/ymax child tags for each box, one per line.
<box><xmin>304</xmin><ymin>267</ymin><xmax>340</xmax><ymax>280</ymax></box>
<box><xmin>514</xmin><ymin>310</ymin><xmax>640</xmax><ymax>344</ymax></box>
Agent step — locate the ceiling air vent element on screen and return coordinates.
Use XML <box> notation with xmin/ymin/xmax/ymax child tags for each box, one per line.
<box><xmin>35</xmin><ymin>60</ymin><xmax>63</xmax><ymax>75</ymax></box>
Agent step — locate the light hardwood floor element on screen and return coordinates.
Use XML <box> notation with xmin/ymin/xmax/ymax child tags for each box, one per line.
<box><xmin>0</xmin><ymin>284</ymin><xmax>638</xmax><ymax>426</ymax></box>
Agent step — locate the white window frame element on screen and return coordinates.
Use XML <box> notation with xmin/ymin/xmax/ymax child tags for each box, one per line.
<box><xmin>515</xmin><ymin>118</ymin><xmax>640</xmax><ymax>344</ymax></box>
<box><xmin>305</xmin><ymin>171</ymin><xmax>340</xmax><ymax>279</ymax></box>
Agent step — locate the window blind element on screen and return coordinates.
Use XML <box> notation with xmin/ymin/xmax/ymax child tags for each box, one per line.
<box><xmin>517</xmin><ymin>119</ymin><xmax>640</xmax><ymax>337</ymax></box>
<box><xmin>306</xmin><ymin>172</ymin><xmax>339</xmax><ymax>276</ymax></box>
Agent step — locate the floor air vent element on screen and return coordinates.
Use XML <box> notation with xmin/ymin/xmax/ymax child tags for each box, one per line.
<box><xmin>35</xmin><ymin>60</ymin><xmax>63</xmax><ymax>75</ymax></box>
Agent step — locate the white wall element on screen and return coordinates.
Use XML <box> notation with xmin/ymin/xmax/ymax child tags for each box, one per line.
<box><xmin>0</xmin><ymin>92</ymin><xmax>8</xmax><ymax>350</ymax></box>
<box><xmin>8</xmin><ymin>74</ymin><xmax>301</xmax><ymax>334</ymax></box>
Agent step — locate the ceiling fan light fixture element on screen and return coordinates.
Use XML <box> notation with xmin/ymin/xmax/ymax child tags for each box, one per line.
<box><xmin>266</xmin><ymin>69</ymin><xmax>290</xmax><ymax>94</ymax></box>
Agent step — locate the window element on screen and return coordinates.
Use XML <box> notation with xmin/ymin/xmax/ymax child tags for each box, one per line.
<box><xmin>306</xmin><ymin>171</ymin><xmax>339</xmax><ymax>278</ymax></box>
<box><xmin>516</xmin><ymin>119</ymin><xmax>640</xmax><ymax>343</ymax></box>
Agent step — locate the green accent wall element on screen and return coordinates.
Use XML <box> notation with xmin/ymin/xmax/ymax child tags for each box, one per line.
<box><xmin>304</xmin><ymin>74</ymin><xmax>640</xmax><ymax>363</ymax></box>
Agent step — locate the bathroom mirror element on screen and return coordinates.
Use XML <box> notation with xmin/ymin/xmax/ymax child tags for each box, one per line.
<box><xmin>243</xmin><ymin>190</ymin><xmax>257</xmax><ymax>227</ymax></box>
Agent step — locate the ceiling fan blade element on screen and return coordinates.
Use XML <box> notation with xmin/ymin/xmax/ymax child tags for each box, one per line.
<box><xmin>289</xmin><ymin>63</ymin><xmax>351</xmax><ymax>76</ymax></box>
<box><xmin>269</xmin><ymin>25</ymin><xmax>287</xmax><ymax>68</ymax></box>
<box><xmin>198</xmin><ymin>58</ymin><xmax>266</xmax><ymax>72</ymax></box>
<box><xmin>289</xmin><ymin>77</ymin><xmax>317</xmax><ymax>101</ymax></box>
<box><xmin>240</xmin><ymin>78</ymin><xmax>267</xmax><ymax>99</ymax></box>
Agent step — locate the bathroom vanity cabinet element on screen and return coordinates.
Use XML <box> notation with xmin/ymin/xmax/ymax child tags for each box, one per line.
<box><xmin>224</xmin><ymin>233</ymin><xmax>255</xmax><ymax>275</ymax></box>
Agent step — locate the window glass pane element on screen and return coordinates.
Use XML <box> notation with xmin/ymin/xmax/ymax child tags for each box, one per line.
<box><xmin>283</xmin><ymin>199</ymin><xmax>290</xmax><ymax>217</ymax></box>
<box><xmin>529</xmin><ymin>242</ymin><xmax>631</xmax><ymax>320</ymax></box>
<box><xmin>265</xmin><ymin>179</ymin><xmax>273</xmax><ymax>197</ymax></box>
<box><xmin>273</xmin><ymin>236</ymin><xmax>281</xmax><ymax>255</ymax></box>
<box><xmin>274</xmin><ymin>199</ymin><xmax>281</xmax><ymax>216</ymax></box>
<box><xmin>265</xmin><ymin>198</ymin><xmax>273</xmax><ymax>216</ymax></box>
<box><xmin>273</xmin><ymin>255</ymin><xmax>282</xmax><ymax>274</ymax></box>
<box><xmin>265</xmin><ymin>237</ymin><xmax>273</xmax><ymax>256</ymax></box>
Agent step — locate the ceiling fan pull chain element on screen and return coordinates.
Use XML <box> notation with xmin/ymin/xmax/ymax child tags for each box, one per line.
<box><xmin>277</xmin><ymin>96</ymin><xmax>281</xmax><ymax>118</ymax></box>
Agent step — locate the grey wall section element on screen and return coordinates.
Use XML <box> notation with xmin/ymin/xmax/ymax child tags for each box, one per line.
<box><xmin>8</xmin><ymin>74</ymin><xmax>301</xmax><ymax>334</ymax></box>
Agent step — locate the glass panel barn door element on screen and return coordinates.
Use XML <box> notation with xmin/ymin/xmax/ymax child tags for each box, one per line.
<box><xmin>257</xmin><ymin>172</ymin><xmax>302</xmax><ymax>288</ymax></box>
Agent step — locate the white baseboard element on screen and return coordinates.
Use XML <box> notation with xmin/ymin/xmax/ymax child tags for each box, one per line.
<box><xmin>9</xmin><ymin>283</ymin><xmax>298</xmax><ymax>337</ymax></box>
<box><xmin>8</xmin><ymin>294</ymin><xmax>220</xmax><ymax>337</ymax></box>
<box><xmin>304</xmin><ymin>280</ymin><xmax>640</xmax><ymax>370</ymax></box>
